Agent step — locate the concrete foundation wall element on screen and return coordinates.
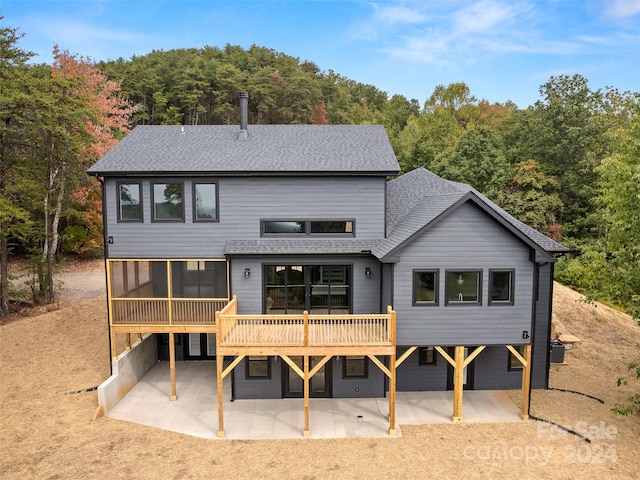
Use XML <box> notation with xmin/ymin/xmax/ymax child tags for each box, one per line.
<box><xmin>98</xmin><ymin>334</ymin><xmax>157</xmax><ymax>414</ymax></box>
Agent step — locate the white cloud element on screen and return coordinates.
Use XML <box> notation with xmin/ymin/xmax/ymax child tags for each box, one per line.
<box><xmin>372</xmin><ymin>3</ymin><xmax>428</xmax><ymax>25</ymax></box>
<box><xmin>28</xmin><ymin>15</ymin><xmax>160</xmax><ymax>61</ymax></box>
<box><xmin>354</xmin><ymin>0</ymin><xmax>631</xmax><ymax>67</ymax></box>
<box><xmin>452</xmin><ymin>0</ymin><xmax>526</xmax><ymax>34</ymax></box>
<box><xmin>603</xmin><ymin>0</ymin><xmax>640</xmax><ymax>18</ymax></box>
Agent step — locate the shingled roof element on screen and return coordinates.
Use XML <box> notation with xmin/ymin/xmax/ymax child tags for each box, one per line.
<box><xmin>374</xmin><ymin>168</ymin><xmax>569</xmax><ymax>260</ymax></box>
<box><xmin>88</xmin><ymin>124</ymin><xmax>400</xmax><ymax>176</ymax></box>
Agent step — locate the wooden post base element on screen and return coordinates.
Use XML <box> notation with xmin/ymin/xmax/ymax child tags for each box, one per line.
<box><xmin>519</xmin><ymin>413</ymin><xmax>529</xmax><ymax>421</ymax></box>
<box><xmin>452</xmin><ymin>416</ymin><xmax>463</xmax><ymax>423</ymax></box>
<box><xmin>170</xmin><ymin>395</ymin><xmax>177</xmax><ymax>401</ymax></box>
<box><xmin>388</xmin><ymin>428</ymin><xmax>396</xmax><ymax>436</ymax></box>
<box><xmin>91</xmin><ymin>405</ymin><xmax>104</xmax><ymax>421</ymax></box>
<box><xmin>303</xmin><ymin>429</ymin><xmax>311</xmax><ymax>437</ymax></box>
<box><xmin>217</xmin><ymin>430</ymin><xmax>225</xmax><ymax>438</ymax></box>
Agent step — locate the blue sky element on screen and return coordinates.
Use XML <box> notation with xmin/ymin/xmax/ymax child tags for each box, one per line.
<box><xmin>2</xmin><ymin>0</ymin><xmax>639</xmax><ymax>108</ymax></box>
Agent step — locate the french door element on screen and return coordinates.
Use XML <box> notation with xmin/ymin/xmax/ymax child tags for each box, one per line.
<box><xmin>264</xmin><ymin>265</ymin><xmax>351</xmax><ymax>315</ymax></box>
<box><xmin>283</xmin><ymin>356</ymin><xmax>332</xmax><ymax>398</ymax></box>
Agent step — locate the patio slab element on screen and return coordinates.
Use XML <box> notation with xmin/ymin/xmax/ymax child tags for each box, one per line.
<box><xmin>107</xmin><ymin>361</ymin><xmax>524</xmax><ymax>440</ymax></box>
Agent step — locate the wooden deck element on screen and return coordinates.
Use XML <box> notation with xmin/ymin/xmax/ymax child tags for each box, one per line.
<box><xmin>215</xmin><ymin>297</ymin><xmax>396</xmax><ymax>356</ymax></box>
<box><xmin>110</xmin><ymin>298</ymin><xmax>227</xmax><ymax>326</ymax></box>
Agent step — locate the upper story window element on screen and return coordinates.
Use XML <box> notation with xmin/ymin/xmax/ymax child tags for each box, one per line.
<box><xmin>261</xmin><ymin>220</ymin><xmax>354</xmax><ymax>236</ymax></box>
<box><xmin>445</xmin><ymin>270</ymin><xmax>482</xmax><ymax>305</ymax></box>
<box><xmin>413</xmin><ymin>270</ymin><xmax>439</xmax><ymax>306</ymax></box>
<box><xmin>117</xmin><ymin>182</ymin><xmax>142</xmax><ymax>222</ymax></box>
<box><xmin>152</xmin><ymin>182</ymin><xmax>184</xmax><ymax>221</ymax></box>
<box><xmin>193</xmin><ymin>182</ymin><xmax>218</xmax><ymax>222</ymax></box>
<box><xmin>489</xmin><ymin>269</ymin><xmax>515</xmax><ymax>305</ymax></box>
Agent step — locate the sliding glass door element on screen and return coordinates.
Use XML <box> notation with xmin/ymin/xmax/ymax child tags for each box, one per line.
<box><xmin>264</xmin><ymin>265</ymin><xmax>351</xmax><ymax>315</ymax></box>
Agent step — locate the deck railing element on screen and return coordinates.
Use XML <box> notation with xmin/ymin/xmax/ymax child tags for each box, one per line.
<box><xmin>110</xmin><ymin>298</ymin><xmax>228</xmax><ymax>326</ymax></box>
<box><xmin>217</xmin><ymin>297</ymin><xmax>395</xmax><ymax>348</ymax></box>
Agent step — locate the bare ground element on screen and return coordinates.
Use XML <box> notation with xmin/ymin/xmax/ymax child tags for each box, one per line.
<box><xmin>0</xmin><ymin>261</ymin><xmax>638</xmax><ymax>479</ymax></box>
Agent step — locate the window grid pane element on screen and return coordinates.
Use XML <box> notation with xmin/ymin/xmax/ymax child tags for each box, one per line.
<box><xmin>153</xmin><ymin>183</ymin><xmax>183</xmax><ymax>220</ymax></box>
<box><xmin>194</xmin><ymin>183</ymin><xmax>217</xmax><ymax>221</ymax></box>
<box><xmin>446</xmin><ymin>271</ymin><xmax>481</xmax><ymax>304</ymax></box>
<box><xmin>491</xmin><ymin>270</ymin><xmax>514</xmax><ymax>304</ymax></box>
<box><xmin>414</xmin><ymin>270</ymin><xmax>438</xmax><ymax>304</ymax></box>
<box><xmin>119</xmin><ymin>183</ymin><xmax>141</xmax><ymax>220</ymax></box>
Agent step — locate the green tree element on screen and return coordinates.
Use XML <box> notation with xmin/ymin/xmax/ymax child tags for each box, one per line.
<box><xmin>0</xmin><ymin>21</ymin><xmax>36</xmax><ymax>315</ymax></box>
<box><xmin>431</xmin><ymin>126</ymin><xmax>511</xmax><ymax>200</ymax></box>
<box><xmin>495</xmin><ymin>160</ymin><xmax>563</xmax><ymax>236</ymax></box>
<box><xmin>503</xmin><ymin>75</ymin><xmax>618</xmax><ymax>239</ymax></box>
<box><xmin>596</xmin><ymin>96</ymin><xmax>640</xmax><ymax>319</ymax></box>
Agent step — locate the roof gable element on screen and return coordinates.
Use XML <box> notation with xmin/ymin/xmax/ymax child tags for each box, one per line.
<box><xmin>88</xmin><ymin>124</ymin><xmax>400</xmax><ymax>176</ymax></box>
<box><xmin>377</xmin><ymin>168</ymin><xmax>569</xmax><ymax>260</ymax></box>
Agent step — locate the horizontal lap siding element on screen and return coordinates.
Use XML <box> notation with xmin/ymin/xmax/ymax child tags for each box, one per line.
<box><xmin>396</xmin><ymin>347</ymin><xmax>448</xmax><ymax>391</ymax></box>
<box><xmin>233</xmin><ymin>358</ymin><xmax>283</xmax><ymax>399</ymax></box>
<box><xmin>104</xmin><ymin>177</ymin><xmax>386</xmax><ymax>258</ymax></box>
<box><xmin>473</xmin><ymin>346</ymin><xmax>523</xmax><ymax>390</ymax></box>
<box><xmin>393</xmin><ymin>202</ymin><xmax>535</xmax><ymax>346</ymax></box>
<box><xmin>231</xmin><ymin>256</ymin><xmax>381</xmax><ymax>315</ymax></box>
<box><xmin>332</xmin><ymin>357</ymin><xmax>385</xmax><ymax>398</ymax></box>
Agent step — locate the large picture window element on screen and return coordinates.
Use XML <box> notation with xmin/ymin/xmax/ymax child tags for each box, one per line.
<box><xmin>152</xmin><ymin>182</ymin><xmax>183</xmax><ymax>221</ymax></box>
<box><xmin>193</xmin><ymin>182</ymin><xmax>218</xmax><ymax>222</ymax></box>
<box><xmin>413</xmin><ymin>270</ymin><xmax>438</xmax><ymax>305</ymax></box>
<box><xmin>117</xmin><ymin>182</ymin><xmax>142</xmax><ymax>222</ymax></box>
<box><xmin>489</xmin><ymin>269</ymin><xmax>515</xmax><ymax>305</ymax></box>
<box><xmin>264</xmin><ymin>264</ymin><xmax>351</xmax><ymax>315</ymax></box>
<box><xmin>446</xmin><ymin>270</ymin><xmax>482</xmax><ymax>305</ymax></box>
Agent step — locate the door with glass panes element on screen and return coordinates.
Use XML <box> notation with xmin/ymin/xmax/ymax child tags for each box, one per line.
<box><xmin>283</xmin><ymin>356</ymin><xmax>332</xmax><ymax>398</ymax></box>
<box><xmin>264</xmin><ymin>265</ymin><xmax>351</xmax><ymax>314</ymax></box>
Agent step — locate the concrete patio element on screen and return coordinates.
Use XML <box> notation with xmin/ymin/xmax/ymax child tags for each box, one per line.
<box><xmin>107</xmin><ymin>361</ymin><xmax>524</xmax><ymax>440</ymax></box>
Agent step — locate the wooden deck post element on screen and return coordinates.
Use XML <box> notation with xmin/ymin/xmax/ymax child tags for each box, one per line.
<box><xmin>216</xmin><ymin>353</ymin><xmax>225</xmax><ymax>437</ymax></box>
<box><xmin>303</xmin><ymin>355</ymin><xmax>310</xmax><ymax>437</ymax></box>
<box><xmin>125</xmin><ymin>333</ymin><xmax>131</xmax><ymax>350</ymax></box>
<box><xmin>110</xmin><ymin>329</ymin><xmax>118</xmax><ymax>361</ymax></box>
<box><xmin>388</xmin><ymin>353</ymin><xmax>397</xmax><ymax>436</ymax></box>
<box><xmin>388</xmin><ymin>307</ymin><xmax>397</xmax><ymax>436</ymax></box>
<box><xmin>520</xmin><ymin>344</ymin><xmax>532</xmax><ymax>420</ymax></box>
<box><xmin>452</xmin><ymin>345</ymin><xmax>464</xmax><ymax>422</ymax></box>
<box><xmin>169</xmin><ymin>332</ymin><xmax>177</xmax><ymax>401</ymax></box>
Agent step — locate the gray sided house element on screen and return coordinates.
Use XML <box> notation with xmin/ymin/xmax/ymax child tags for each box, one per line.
<box><xmin>89</xmin><ymin>94</ymin><xmax>568</xmax><ymax>434</ymax></box>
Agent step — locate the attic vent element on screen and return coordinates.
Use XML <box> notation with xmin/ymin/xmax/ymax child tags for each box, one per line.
<box><xmin>238</xmin><ymin>91</ymin><xmax>249</xmax><ymax>141</ymax></box>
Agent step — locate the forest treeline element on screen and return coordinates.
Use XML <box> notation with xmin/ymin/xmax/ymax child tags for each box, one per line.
<box><xmin>1</xmin><ymin>21</ymin><xmax>638</xmax><ymax>319</ymax></box>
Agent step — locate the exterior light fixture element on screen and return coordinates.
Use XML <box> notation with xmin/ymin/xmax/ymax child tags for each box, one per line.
<box><xmin>244</xmin><ymin>268</ymin><xmax>251</xmax><ymax>278</ymax></box>
<box><xmin>365</xmin><ymin>267</ymin><xmax>372</xmax><ymax>278</ymax></box>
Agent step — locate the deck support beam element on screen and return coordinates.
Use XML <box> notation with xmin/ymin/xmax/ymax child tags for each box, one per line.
<box><xmin>452</xmin><ymin>346</ymin><xmax>464</xmax><ymax>422</ymax></box>
<box><xmin>388</xmin><ymin>352</ymin><xmax>397</xmax><ymax>436</ymax></box>
<box><xmin>303</xmin><ymin>355</ymin><xmax>310</xmax><ymax>437</ymax></box>
<box><xmin>506</xmin><ymin>344</ymin><xmax>532</xmax><ymax>420</ymax></box>
<box><xmin>216</xmin><ymin>353</ymin><xmax>224</xmax><ymax>437</ymax></box>
<box><xmin>169</xmin><ymin>332</ymin><xmax>177</xmax><ymax>401</ymax></box>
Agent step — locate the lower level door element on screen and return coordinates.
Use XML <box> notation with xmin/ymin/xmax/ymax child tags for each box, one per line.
<box><xmin>446</xmin><ymin>347</ymin><xmax>475</xmax><ymax>390</ymax></box>
<box><xmin>283</xmin><ymin>356</ymin><xmax>332</xmax><ymax>398</ymax></box>
<box><xmin>184</xmin><ymin>333</ymin><xmax>216</xmax><ymax>360</ymax></box>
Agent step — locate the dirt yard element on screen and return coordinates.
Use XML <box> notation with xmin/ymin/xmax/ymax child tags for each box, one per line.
<box><xmin>1</xmin><ymin>260</ymin><xmax>639</xmax><ymax>479</ymax></box>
